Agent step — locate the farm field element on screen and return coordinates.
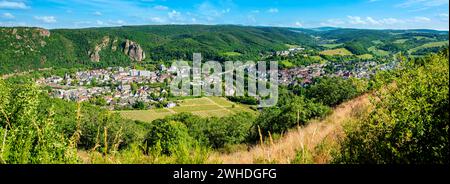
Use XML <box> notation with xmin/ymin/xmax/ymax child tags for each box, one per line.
<box><xmin>118</xmin><ymin>97</ymin><xmax>256</xmax><ymax>122</ymax></box>
<box><xmin>408</xmin><ymin>41</ymin><xmax>449</xmax><ymax>53</ymax></box>
<box><xmin>368</xmin><ymin>46</ymin><xmax>390</xmax><ymax>56</ymax></box>
<box><xmin>357</xmin><ymin>54</ymin><xmax>374</xmax><ymax>60</ymax></box>
<box><xmin>319</xmin><ymin>48</ymin><xmax>353</xmax><ymax>56</ymax></box>
<box><xmin>320</xmin><ymin>43</ymin><xmax>343</xmax><ymax>49</ymax></box>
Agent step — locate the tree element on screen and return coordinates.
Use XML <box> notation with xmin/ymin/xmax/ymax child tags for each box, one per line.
<box><xmin>145</xmin><ymin>121</ymin><xmax>194</xmax><ymax>155</ymax></box>
<box><xmin>0</xmin><ymin>80</ymin><xmax>78</xmax><ymax>163</ymax></box>
<box><xmin>306</xmin><ymin>77</ymin><xmax>364</xmax><ymax>107</ymax></box>
<box><xmin>337</xmin><ymin>50</ymin><xmax>449</xmax><ymax>164</ymax></box>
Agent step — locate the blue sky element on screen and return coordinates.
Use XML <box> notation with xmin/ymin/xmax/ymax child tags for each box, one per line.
<box><xmin>0</xmin><ymin>0</ymin><xmax>448</xmax><ymax>30</ymax></box>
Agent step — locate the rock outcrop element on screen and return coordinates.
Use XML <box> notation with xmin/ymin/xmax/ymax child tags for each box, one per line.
<box><xmin>87</xmin><ymin>37</ymin><xmax>145</xmax><ymax>62</ymax></box>
<box><xmin>123</xmin><ymin>39</ymin><xmax>145</xmax><ymax>62</ymax></box>
<box><xmin>37</xmin><ymin>28</ymin><xmax>51</xmax><ymax>37</ymax></box>
<box><xmin>111</xmin><ymin>38</ymin><xmax>118</xmax><ymax>51</ymax></box>
<box><xmin>89</xmin><ymin>36</ymin><xmax>110</xmax><ymax>62</ymax></box>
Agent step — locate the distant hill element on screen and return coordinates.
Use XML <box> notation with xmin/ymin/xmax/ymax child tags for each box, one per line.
<box><xmin>0</xmin><ymin>25</ymin><xmax>448</xmax><ymax>74</ymax></box>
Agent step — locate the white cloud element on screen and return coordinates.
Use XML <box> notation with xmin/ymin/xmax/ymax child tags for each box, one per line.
<box><xmin>320</xmin><ymin>19</ymin><xmax>345</xmax><ymax>27</ymax></box>
<box><xmin>397</xmin><ymin>0</ymin><xmax>448</xmax><ymax>8</ymax></box>
<box><xmin>0</xmin><ymin>1</ymin><xmax>28</xmax><ymax>9</ymax></box>
<box><xmin>34</xmin><ymin>16</ymin><xmax>57</xmax><ymax>23</ymax></box>
<box><xmin>347</xmin><ymin>16</ymin><xmax>367</xmax><ymax>25</ymax></box>
<box><xmin>321</xmin><ymin>16</ymin><xmax>416</xmax><ymax>28</ymax></box>
<box><xmin>268</xmin><ymin>8</ymin><xmax>279</xmax><ymax>13</ymax></box>
<box><xmin>0</xmin><ymin>21</ymin><xmax>26</xmax><ymax>27</ymax></box>
<box><xmin>168</xmin><ymin>10</ymin><xmax>181</xmax><ymax>19</ymax></box>
<box><xmin>438</xmin><ymin>13</ymin><xmax>449</xmax><ymax>21</ymax></box>
<box><xmin>108</xmin><ymin>19</ymin><xmax>127</xmax><ymax>26</ymax></box>
<box><xmin>96</xmin><ymin>20</ymin><xmax>104</xmax><ymax>25</ymax></box>
<box><xmin>366</xmin><ymin>17</ymin><xmax>381</xmax><ymax>25</ymax></box>
<box><xmin>380</xmin><ymin>18</ymin><xmax>403</xmax><ymax>24</ymax></box>
<box><xmin>94</xmin><ymin>11</ymin><xmax>102</xmax><ymax>16</ymax></box>
<box><xmin>197</xmin><ymin>2</ymin><xmax>224</xmax><ymax>19</ymax></box>
<box><xmin>294</xmin><ymin>21</ymin><xmax>303</xmax><ymax>27</ymax></box>
<box><xmin>414</xmin><ymin>16</ymin><xmax>431</xmax><ymax>22</ymax></box>
<box><xmin>1</xmin><ymin>12</ymin><xmax>14</xmax><ymax>19</ymax></box>
<box><xmin>150</xmin><ymin>17</ymin><xmax>165</xmax><ymax>23</ymax></box>
<box><xmin>154</xmin><ymin>5</ymin><xmax>168</xmax><ymax>11</ymax></box>
<box><xmin>347</xmin><ymin>16</ymin><xmax>406</xmax><ymax>26</ymax></box>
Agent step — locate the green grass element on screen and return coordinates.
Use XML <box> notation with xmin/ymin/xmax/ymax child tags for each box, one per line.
<box><xmin>371</xmin><ymin>40</ymin><xmax>384</xmax><ymax>45</ymax></box>
<box><xmin>393</xmin><ymin>39</ymin><xmax>408</xmax><ymax>44</ymax></box>
<box><xmin>320</xmin><ymin>43</ymin><xmax>343</xmax><ymax>49</ymax></box>
<box><xmin>319</xmin><ymin>48</ymin><xmax>353</xmax><ymax>56</ymax></box>
<box><xmin>280</xmin><ymin>60</ymin><xmax>294</xmax><ymax>68</ymax></box>
<box><xmin>221</xmin><ymin>52</ymin><xmax>242</xmax><ymax>57</ymax></box>
<box><xmin>368</xmin><ymin>46</ymin><xmax>390</xmax><ymax>56</ymax></box>
<box><xmin>118</xmin><ymin>109</ymin><xmax>174</xmax><ymax>122</ymax></box>
<box><xmin>414</xmin><ymin>36</ymin><xmax>434</xmax><ymax>41</ymax></box>
<box><xmin>357</xmin><ymin>54</ymin><xmax>374</xmax><ymax>60</ymax></box>
<box><xmin>118</xmin><ymin>97</ymin><xmax>256</xmax><ymax>122</ymax></box>
<box><xmin>408</xmin><ymin>41</ymin><xmax>449</xmax><ymax>53</ymax></box>
<box><xmin>285</xmin><ymin>44</ymin><xmax>301</xmax><ymax>49</ymax></box>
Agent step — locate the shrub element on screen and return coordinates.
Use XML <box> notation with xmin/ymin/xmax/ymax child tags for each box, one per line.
<box><xmin>163</xmin><ymin>112</ymin><xmax>255</xmax><ymax>149</ymax></box>
<box><xmin>306</xmin><ymin>77</ymin><xmax>366</xmax><ymax>106</ymax></box>
<box><xmin>337</xmin><ymin>50</ymin><xmax>449</xmax><ymax>164</ymax></box>
<box><xmin>250</xmin><ymin>95</ymin><xmax>330</xmax><ymax>141</ymax></box>
<box><xmin>0</xmin><ymin>80</ymin><xmax>78</xmax><ymax>163</ymax></box>
<box><xmin>145</xmin><ymin>121</ymin><xmax>194</xmax><ymax>155</ymax></box>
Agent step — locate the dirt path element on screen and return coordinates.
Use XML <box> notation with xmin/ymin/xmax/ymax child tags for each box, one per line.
<box><xmin>209</xmin><ymin>94</ymin><xmax>370</xmax><ymax>164</ymax></box>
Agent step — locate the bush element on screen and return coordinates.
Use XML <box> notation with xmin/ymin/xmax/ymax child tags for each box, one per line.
<box><xmin>162</xmin><ymin>112</ymin><xmax>255</xmax><ymax>149</ymax></box>
<box><xmin>205</xmin><ymin>113</ymin><xmax>255</xmax><ymax>148</ymax></box>
<box><xmin>306</xmin><ymin>77</ymin><xmax>366</xmax><ymax>106</ymax></box>
<box><xmin>145</xmin><ymin>121</ymin><xmax>194</xmax><ymax>155</ymax></box>
<box><xmin>37</xmin><ymin>96</ymin><xmax>147</xmax><ymax>151</ymax></box>
<box><xmin>250</xmin><ymin>95</ymin><xmax>330</xmax><ymax>141</ymax></box>
<box><xmin>0</xmin><ymin>80</ymin><xmax>78</xmax><ymax>163</ymax></box>
<box><xmin>337</xmin><ymin>50</ymin><xmax>449</xmax><ymax>164</ymax></box>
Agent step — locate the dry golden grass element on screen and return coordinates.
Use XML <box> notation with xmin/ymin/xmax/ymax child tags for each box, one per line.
<box><xmin>209</xmin><ymin>94</ymin><xmax>370</xmax><ymax>164</ymax></box>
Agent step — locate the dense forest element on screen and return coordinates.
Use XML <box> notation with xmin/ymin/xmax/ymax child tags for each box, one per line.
<box><xmin>1</xmin><ymin>25</ymin><xmax>448</xmax><ymax>74</ymax></box>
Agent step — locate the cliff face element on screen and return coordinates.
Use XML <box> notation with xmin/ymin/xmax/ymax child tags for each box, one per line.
<box><xmin>123</xmin><ymin>39</ymin><xmax>146</xmax><ymax>62</ymax></box>
<box><xmin>88</xmin><ymin>38</ymin><xmax>145</xmax><ymax>62</ymax></box>
<box><xmin>89</xmin><ymin>36</ymin><xmax>110</xmax><ymax>62</ymax></box>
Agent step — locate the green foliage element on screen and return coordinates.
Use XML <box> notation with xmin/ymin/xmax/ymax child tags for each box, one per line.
<box><xmin>306</xmin><ymin>77</ymin><xmax>368</xmax><ymax>106</ymax></box>
<box><xmin>344</xmin><ymin>42</ymin><xmax>368</xmax><ymax>55</ymax></box>
<box><xmin>337</xmin><ymin>50</ymin><xmax>449</xmax><ymax>164</ymax></box>
<box><xmin>226</xmin><ymin>96</ymin><xmax>258</xmax><ymax>105</ymax></box>
<box><xmin>161</xmin><ymin>112</ymin><xmax>256</xmax><ymax>149</ymax></box>
<box><xmin>0</xmin><ymin>25</ymin><xmax>318</xmax><ymax>74</ymax></box>
<box><xmin>250</xmin><ymin>91</ymin><xmax>331</xmax><ymax>141</ymax></box>
<box><xmin>44</xmin><ymin>98</ymin><xmax>147</xmax><ymax>151</ymax></box>
<box><xmin>0</xmin><ymin>80</ymin><xmax>78</xmax><ymax>163</ymax></box>
<box><xmin>145</xmin><ymin>121</ymin><xmax>194</xmax><ymax>155</ymax></box>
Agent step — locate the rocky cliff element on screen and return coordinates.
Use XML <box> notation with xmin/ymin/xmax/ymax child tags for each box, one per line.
<box><xmin>88</xmin><ymin>36</ymin><xmax>110</xmax><ymax>62</ymax></box>
<box><xmin>123</xmin><ymin>39</ymin><xmax>146</xmax><ymax>62</ymax></box>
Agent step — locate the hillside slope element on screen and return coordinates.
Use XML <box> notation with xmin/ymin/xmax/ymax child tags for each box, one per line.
<box><xmin>0</xmin><ymin>25</ymin><xmax>317</xmax><ymax>74</ymax></box>
<box><xmin>210</xmin><ymin>94</ymin><xmax>370</xmax><ymax>164</ymax></box>
<box><xmin>1</xmin><ymin>25</ymin><xmax>448</xmax><ymax>74</ymax></box>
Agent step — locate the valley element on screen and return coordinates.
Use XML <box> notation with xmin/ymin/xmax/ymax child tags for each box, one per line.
<box><xmin>0</xmin><ymin>25</ymin><xmax>448</xmax><ymax>165</ymax></box>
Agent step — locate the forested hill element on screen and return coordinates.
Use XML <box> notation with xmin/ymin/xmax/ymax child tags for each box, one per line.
<box><xmin>0</xmin><ymin>25</ymin><xmax>316</xmax><ymax>74</ymax></box>
<box><xmin>0</xmin><ymin>25</ymin><xmax>448</xmax><ymax>74</ymax></box>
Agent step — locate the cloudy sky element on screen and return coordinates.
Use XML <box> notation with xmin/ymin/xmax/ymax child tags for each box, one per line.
<box><xmin>0</xmin><ymin>0</ymin><xmax>448</xmax><ymax>30</ymax></box>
